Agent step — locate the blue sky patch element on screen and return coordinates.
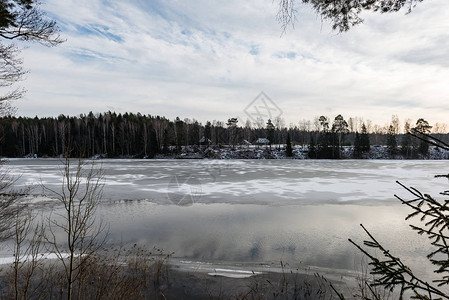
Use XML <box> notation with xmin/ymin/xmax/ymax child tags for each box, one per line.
<box><xmin>75</xmin><ymin>24</ymin><xmax>123</xmax><ymax>43</ymax></box>
<box><xmin>273</xmin><ymin>51</ymin><xmax>297</xmax><ymax>59</ymax></box>
<box><xmin>249</xmin><ymin>45</ymin><xmax>259</xmax><ymax>56</ymax></box>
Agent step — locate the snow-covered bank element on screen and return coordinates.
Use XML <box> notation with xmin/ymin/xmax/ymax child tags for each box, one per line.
<box><xmin>154</xmin><ymin>145</ymin><xmax>449</xmax><ymax>160</ymax></box>
<box><xmin>0</xmin><ymin>253</ymin><xmax>78</xmax><ymax>265</ymax></box>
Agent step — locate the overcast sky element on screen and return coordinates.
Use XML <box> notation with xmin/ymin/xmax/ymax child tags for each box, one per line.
<box><xmin>12</xmin><ymin>0</ymin><xmax>449</xmax><ymax>128</ymax></box>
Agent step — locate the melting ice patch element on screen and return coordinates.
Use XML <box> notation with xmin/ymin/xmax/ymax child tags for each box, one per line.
<box><xmin>208</xmin><ymin>269</ymin><xmax>262</xmax><ymax>278</ymax></box>
<box><xmin>0</xmin><ymin>253</ymin><xmax>78</xmax><ymax>265</ymax></box>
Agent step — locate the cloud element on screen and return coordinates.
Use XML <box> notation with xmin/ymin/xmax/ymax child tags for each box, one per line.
<box><xmin>14</xmin><ymin>0</ymin><xmax>449</xmax><ymax>128</ymax></box>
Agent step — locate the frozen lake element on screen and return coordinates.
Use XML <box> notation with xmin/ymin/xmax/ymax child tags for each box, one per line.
<box><xmin>6</xmin><ymin>158</ymin><xmax>449</xmax><ymax>280</ymax></box>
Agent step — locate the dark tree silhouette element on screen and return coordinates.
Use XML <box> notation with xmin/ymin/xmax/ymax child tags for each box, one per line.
<box><xmin>286</xmin><ymin>133</ymin><xmax>293</xmax><ymax>157</ymax></box>
<box><xmin>386</xmin><ymin>125</ymin><xmax>398</xmax><ymax>157</ymax></box>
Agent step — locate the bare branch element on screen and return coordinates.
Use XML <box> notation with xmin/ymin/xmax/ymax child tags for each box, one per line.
<box><xmin>0</xmin><ymin>3</ymin><xmax>64</xmax><ymax>46</ymax></box>
<box><xmin>277</xmin><ymin>0</ymin><xmax>424</xmax><ymax>33</ymax></box>
<box><xmin>44</xmin><ymin>155</ymin><xmax>107</xmax><ymax>299</ymax></box>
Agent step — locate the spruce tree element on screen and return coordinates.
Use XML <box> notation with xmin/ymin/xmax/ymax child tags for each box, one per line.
<box><xmin>204</xmin><ymin>121</ymin><xmax>211</xmax><ymax>142</ymax></box>
<box><xmin>266</xmin><ymin>119</ymin><xmax>275</xmax><ymax>150</ymax></box>
<box><xmin>360</xmin><ymin>123</ymin><xmax>370</xmax><ymax>153</ymax></box>
<box><xmin>286</xmin><ymin>133</ymin><xmax>293</xmax><ymax>157</ymax></box>
<box><xmin>175</xmin><ymin>117</ymin><xmax>184</xmax><ymax>153</ymax></box>
<box><xmin>386</xmin><ymin>125</ymin><xmax>398</xmax><ymax>157</ymax></box>
<box><xmin>308</xmin><ymin>134</ymin><xmax>317</xmax><ymax>159</ymax></box>
<box><xmin>353</xmin><ymin>131</ymin><xmax>361</xmax><ymax>158</ymax></box>
<box><xmin>401</xmin><ymin>121</ymin><xmax>413</xmax><ymax>158</ymax></box>
<box><xmin>317</xmin><ymin>132</ymin><xmax>331</xmax><ymax>158</ymax></box>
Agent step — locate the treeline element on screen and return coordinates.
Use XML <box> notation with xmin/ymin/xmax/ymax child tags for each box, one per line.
<box><xmin>0</xmin><ymin>112</ymin><xmax>447</xmax><ymax>158</ymax></box>
<box><xmin>306</xmin><ymin>115</ymin><xmax>437</xmax><ymax>159</ymax></box>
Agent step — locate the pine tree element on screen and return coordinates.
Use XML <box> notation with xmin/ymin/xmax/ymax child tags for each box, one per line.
<box><xmin>414</xmin><ymin>118</ymin><xmax>432</xmax><ymax>157</ymax></box>
<box><xmin>316</xmin><ymin>116</ymin><xmax>331</xmax><ymax>158</ymax></box>
<box><xmin>332</xmin><ymin>114</ymin><xmax>349</xmax><ymax>159</ymax></box>
<box><xmin>226</xmin><ymin>117</ymin><xmax>239</xmax><ymax>150</ymax></box>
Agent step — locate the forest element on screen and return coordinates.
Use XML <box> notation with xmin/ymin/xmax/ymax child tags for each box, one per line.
<box><xmin>0</xmin><ymin>111</ymin><xmax>447</xmax><ymax>159</ymax></box>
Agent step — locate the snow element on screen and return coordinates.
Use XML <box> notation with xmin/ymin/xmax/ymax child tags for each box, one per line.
<box><xmin>161</xmin><ymin>145</ymin><xmax>449</xmax><ymax>160</ymax></box>
<box><xmin>207</xmin><ymin>268</ymin><xmax>262</xmax><ymax>278</ymax></box>
<box><xmin>0</xmin><ymin>253</ymin><xmax>76</xmax><ymax>265</ymax></box>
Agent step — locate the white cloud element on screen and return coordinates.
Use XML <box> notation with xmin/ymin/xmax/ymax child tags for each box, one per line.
<box><xmin>14</xmin><ymin>0</ymin><xmax>449</xmax><ymax>127</ymax></box>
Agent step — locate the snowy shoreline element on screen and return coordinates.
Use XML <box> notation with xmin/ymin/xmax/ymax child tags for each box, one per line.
<box><xmin>11</xmin><ymin>145</ymin><xmax>449</xmax><ymax>160</ymax></box>
<box><xmin>153</xmin><ymin>145</ymin><xmax>449</xmax><ymax>160</ymax></box>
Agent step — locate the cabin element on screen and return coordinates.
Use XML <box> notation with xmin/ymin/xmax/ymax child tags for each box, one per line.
<box><xmin>199</xmin><ymin>136</ymin><xmax>212</xmax><ymax>145</ymax></box>
<box><xmin>255</xmin><ymin>138</ymin><xmax>270</xmax><ymax>148</ymax></box>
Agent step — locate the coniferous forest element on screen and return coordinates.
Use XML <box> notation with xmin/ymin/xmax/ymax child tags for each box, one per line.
<box><xmin>1</xmin><ymin>112</ymin><xmax>447</xmax><ymax>159</ymax></box>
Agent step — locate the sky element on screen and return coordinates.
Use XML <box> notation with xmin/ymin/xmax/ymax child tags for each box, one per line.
<box><xmin>10</xmin><ymin>0</ymin><xmax>449</xmax><ymax>128</ymax></box>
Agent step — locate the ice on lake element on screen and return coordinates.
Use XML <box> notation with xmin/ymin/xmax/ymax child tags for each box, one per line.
<box><xmin>5</xmin><ymin>158</ymin><xmax>449</xmax><ymax>280</ymax></box>
<box><xmin>9</xmin><ymin>159</ymin><xmax>448</xmax><ymax>205</ymax></box>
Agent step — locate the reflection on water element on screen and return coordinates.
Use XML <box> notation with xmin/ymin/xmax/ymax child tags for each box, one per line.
<box><xmin>97</xmin><ymin>200</ymin><xmax>433</xmax><ymax>278</ymax></box>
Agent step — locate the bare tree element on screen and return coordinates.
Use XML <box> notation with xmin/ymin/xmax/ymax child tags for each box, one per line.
<box><xmin>0</xmin><ymin>1</ymin><xmax>63</xmax><ymax>111</ymax></box>
<box><xmin>298</xmin><ymin>119</ymin><xmax>311</xmax><ymax>148</ymax></box>
<box><xmin>0</xmin><ymin>2</ymin><xmax>61</xmax><ymax>45</ymax></box>
<box><xmin>9</xmin><ymin>209</ymin><xmax>47</xmax><ymax>300</ymax></box>
<box><xmin>0</xmin><ymin>161</ymin><xmax>25</xmax><ymax>241</ymax></box>
<box><xmin>44</xmin><ymin>156</ymin><xmax>106</xmax><ymax>300</ymax></box>
<box><xmin>433</xmin><ymin>122</ymin><xmax>448</xmax><ymax>134</ymax></box>
<box><xmin>391</xmin><ymin>115</ymin><xmax>400</xmax><ymax>134</ymax></box>
<box><xmin>0</xmin><ymin>3</ymin><xmax>63</xmax><ymax>218</ymax></box>
<box><xmin>0</xmin><ymin>44</ymin><xmax>25</xmax><ymax>110</ymax></box>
